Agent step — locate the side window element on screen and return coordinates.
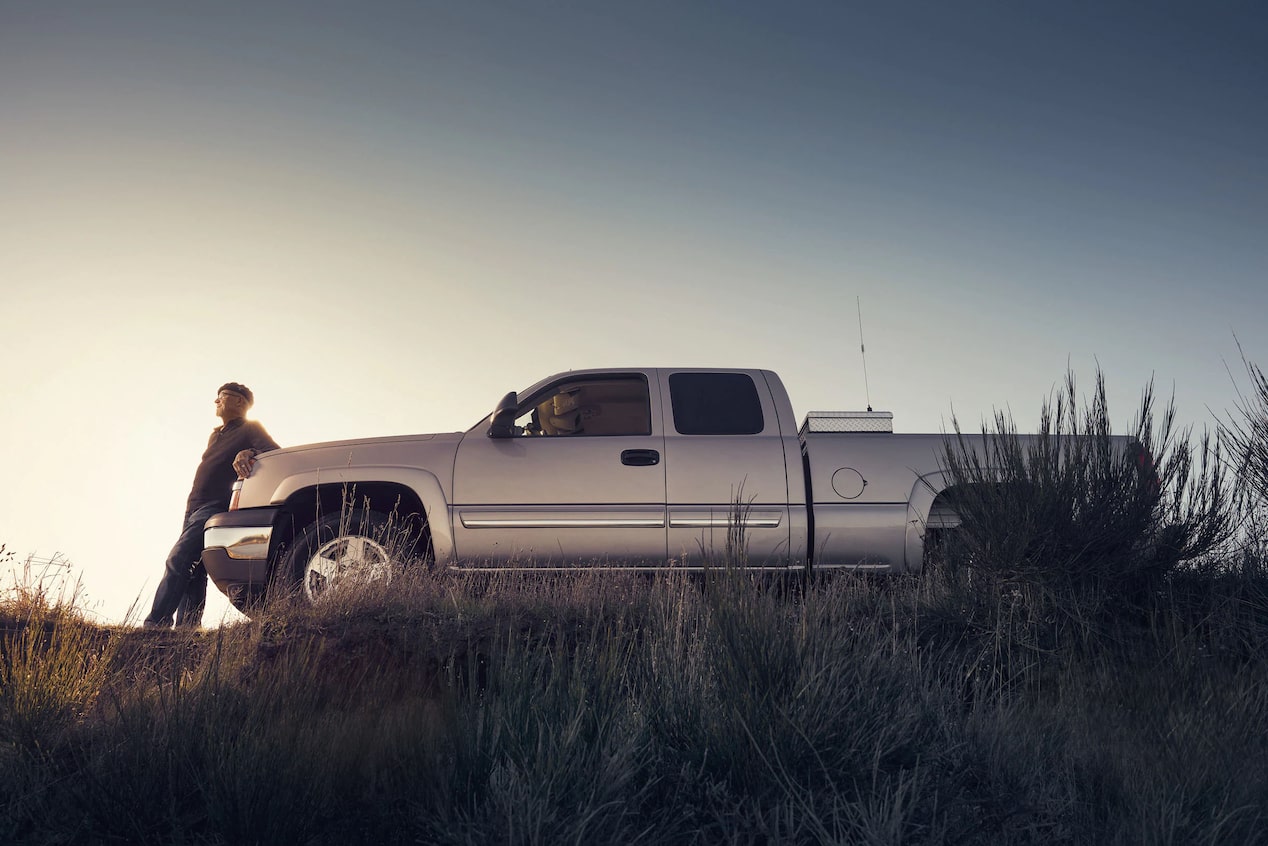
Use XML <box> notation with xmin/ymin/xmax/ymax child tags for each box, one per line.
<box><xmin>514</xmin><ymin>376</ymin><xmax>652</xmax><ymax>437</ymax></box>
<box><xmin>669</xmin><ymin>373</ymin><xmax>764</xmax><ymax>435</ymax></box>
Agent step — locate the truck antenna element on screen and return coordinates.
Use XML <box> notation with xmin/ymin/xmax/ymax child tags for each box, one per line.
<box><xmin>857</xmin><ymin>296</ymin><xmax>872</xmax><ymax>411</ymax></box>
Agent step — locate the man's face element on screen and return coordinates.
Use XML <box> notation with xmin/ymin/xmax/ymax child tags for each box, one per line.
<box><xmin>215</xmin><ymin>390</ymin><xmax>246</xmax><ymax>421</ymax></box>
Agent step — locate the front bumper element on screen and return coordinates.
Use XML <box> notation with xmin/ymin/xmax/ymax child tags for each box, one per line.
<box><xmin>202</xmin><ymin>507</ymin><xmax>280</xmax><ymax>604</ymax></box>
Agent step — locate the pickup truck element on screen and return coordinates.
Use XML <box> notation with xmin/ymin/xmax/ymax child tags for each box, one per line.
<box><xmin>200</xmin><ymin>368</ymin><xmax>1012</xmax><ymax>609</ymax></box>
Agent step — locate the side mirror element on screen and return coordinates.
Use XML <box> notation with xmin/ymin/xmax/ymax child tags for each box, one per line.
<box><xmin>486</xmin><ymin>391</ymin><xmax>520</xmax><ymax>438</ymax></box>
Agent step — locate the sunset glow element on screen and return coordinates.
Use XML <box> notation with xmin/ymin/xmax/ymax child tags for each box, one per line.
<box><xmin>2</xmin><ymin>2</ymin><xmax>1265</xmax><ymax>624</ymax></box>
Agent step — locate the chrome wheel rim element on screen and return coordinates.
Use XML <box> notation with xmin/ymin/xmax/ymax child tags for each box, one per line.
<box><xmin>303</xmin><ymin>534</ymin><xmax>392</xmax><ymax>601</ymax></box>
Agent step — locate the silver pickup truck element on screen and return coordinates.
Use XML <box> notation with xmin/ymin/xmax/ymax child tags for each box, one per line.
<box><xmin>200</xmin><ymin>367</ymin><xmax>1000</xmax><ymax>609</ymax></box>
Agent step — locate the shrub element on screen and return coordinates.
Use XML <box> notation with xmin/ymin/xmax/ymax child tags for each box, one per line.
<box><xmin>935</xmin><ymin>370</ymin><xmax>1234</xmax><ymax>612</ymax></box>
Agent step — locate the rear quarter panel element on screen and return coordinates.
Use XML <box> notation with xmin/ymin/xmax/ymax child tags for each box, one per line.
<box><xmin>803</xmin><ymin>433</ymin><xmax>952</xmax><ymax>571</ymax></box>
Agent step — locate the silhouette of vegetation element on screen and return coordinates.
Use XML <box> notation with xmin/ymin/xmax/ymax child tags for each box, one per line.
<box><xmin>932</xmin><ymin>370</ymin><xmax>1236</xmax><ymax>648</ymax></box>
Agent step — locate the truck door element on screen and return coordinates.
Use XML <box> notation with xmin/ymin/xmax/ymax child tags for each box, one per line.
<box><xmin>659</xmin><ymin>370</ymin><xmax>794</xmax><ymax>567</ymax></box>
<box><xmin>451</xmin><ymin>373</ymin><xmax>668</xmax><ymax>566</ymax></box>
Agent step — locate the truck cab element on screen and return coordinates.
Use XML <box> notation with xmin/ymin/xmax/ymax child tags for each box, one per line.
<box><xmin>453</xmin><ymin>368</ymin><xmax>806</xmax><ymax>569</ymax></box>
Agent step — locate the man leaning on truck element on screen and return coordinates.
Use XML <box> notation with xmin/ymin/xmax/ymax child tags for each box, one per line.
<box><xmin>142</xmin><ymin>382</ymin><xmax>278</xmax><ymax>630</ymax></box>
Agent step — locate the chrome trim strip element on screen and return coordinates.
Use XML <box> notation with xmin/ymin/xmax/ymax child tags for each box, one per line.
<box><xmin>450</xmin><ymin>564</ymin><xmax>805</xmax><ymax>573</ymax></box>
<box><xmin>810</xmin><ymin>562</ymin><xmax>891</xmax><ymax>570</ymax></box>
<box><xmin>668</xmin><ymin>511</ymin><xmax>783</xmax><ymax>529</ymax></box>
<box><xmin>204</xmin><ymin>525</ymin><xmax>272</xmax><ymax>561</ymax></box>
<box><xmin>460</xmin><ymin>517</ymin><xmax>666</xmax><ymax>529</ymax></box>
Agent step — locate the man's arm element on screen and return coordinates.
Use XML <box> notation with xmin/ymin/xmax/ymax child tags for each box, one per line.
<box><xmin>248</xmin><ymin>422</ymin><xmax>280</xmax><ymax>454</ymax></box>
<box><xmin>232</xmin><ymin>422</ymin><xmax>280</xmax><ymax>478</ymax></box>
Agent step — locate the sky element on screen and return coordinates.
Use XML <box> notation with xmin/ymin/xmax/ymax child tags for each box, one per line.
<box><xmin>3</xmin><ymin>1</ymin><xmax>1266</xmax><ymax>626</ymax></box>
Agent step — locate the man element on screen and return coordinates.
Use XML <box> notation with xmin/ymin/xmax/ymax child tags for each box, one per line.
<box><xmin>143</xmin><ymin>382</ymin><xmax>279</xmax><ymax>629</ymax></box>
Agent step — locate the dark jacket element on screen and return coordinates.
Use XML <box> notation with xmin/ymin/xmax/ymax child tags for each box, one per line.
<box><xmin>186</xmin><ymin>419</ymin><xmax>279</xmax><ymax>511</ymax></box>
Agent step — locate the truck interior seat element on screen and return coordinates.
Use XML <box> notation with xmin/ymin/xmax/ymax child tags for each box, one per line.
<box><xmin>546</xmin><ymin>390</ymin><xmax>584</xmax><ymax>435</ymax></box>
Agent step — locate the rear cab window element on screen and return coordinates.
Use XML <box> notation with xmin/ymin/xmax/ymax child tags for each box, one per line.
<box><xmin>668</xmin><ymin>372</ymin><xmax>765</xmax><ymax>435</ymax></box>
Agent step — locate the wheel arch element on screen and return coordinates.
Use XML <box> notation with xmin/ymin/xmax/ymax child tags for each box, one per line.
<box><xmin>267</xmin><ymin>467</ymin><xmax>453</xmax><ymax>569</ymax></box>
<box><xmin>905</xmin><ymin>471</ymin><xmax>952</xmax><ymax>572</ymax></box>
<box><xmin>906</xmin><ymin>469</ymin><xmax>1026</xmax><ymax>571</ymax></box>
<box><xmin>905</xmin><ymin>471</ymin><xmax>989</xmax><ymax>572</ymax></box>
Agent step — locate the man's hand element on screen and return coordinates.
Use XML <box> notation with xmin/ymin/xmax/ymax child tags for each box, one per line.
<box><xmin>232</xmin><ymin>448</ymin><xmax>259</xmax><ymax>479</ymax></box>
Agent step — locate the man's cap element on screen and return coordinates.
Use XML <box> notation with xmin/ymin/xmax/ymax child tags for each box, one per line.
<box><xmin>218</xmin><ymin>382</ymin><xmax>254</xmax><ymax>406</ymax></box>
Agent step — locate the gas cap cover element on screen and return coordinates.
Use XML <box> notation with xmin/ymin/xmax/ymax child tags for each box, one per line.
<box><xmin>831</xmin><ymin>467</ymin><xmax>867</xmax><ymax>499</ymax></box>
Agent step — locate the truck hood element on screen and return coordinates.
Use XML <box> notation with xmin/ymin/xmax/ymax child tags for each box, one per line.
<box><xmin>262</xmin><ymin>431</ymin><xmax>462</xmax><ymax>455</ymax></box>
<box><xmin>239</xmin><ymin>432</ymin><xmax>467</xmax><ymax>509</ymax></box>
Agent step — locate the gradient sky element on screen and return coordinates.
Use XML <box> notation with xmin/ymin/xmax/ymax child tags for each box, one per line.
<box><xmin>3</xmin><ymin>2</ymin><xmax>1266</xmax><ymax>624</ymax></box>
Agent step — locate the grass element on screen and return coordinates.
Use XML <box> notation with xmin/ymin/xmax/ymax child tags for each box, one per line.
<box><xmin>4</xmin><ymin>363</ymin><xmax>1268</xmax><ymax>845</ymax></box>
<box><xmin>3</xmin><ymin>563</ymin><xmax>1267</xmax><ymax>845</ymax></box>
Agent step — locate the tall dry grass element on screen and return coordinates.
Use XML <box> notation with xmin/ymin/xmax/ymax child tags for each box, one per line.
<box><xmin>3</xmin><ymin>561</ymin><xmax>1266</xmax><ymax>845</ymax></box>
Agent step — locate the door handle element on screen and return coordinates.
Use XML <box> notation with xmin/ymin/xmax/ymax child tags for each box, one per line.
<box><xmin>621</xmin><ymin>449</ymin><xmax>660</xmax><ymax>466</ymax></box>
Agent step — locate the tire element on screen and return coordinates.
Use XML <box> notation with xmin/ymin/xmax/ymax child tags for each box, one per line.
<box><xmin>277</xmin><ymin>508</ymin><xmax>424</xmax><ymax>602</ymax></box>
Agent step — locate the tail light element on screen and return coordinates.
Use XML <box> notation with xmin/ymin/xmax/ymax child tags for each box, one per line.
<box><xmin>229</xmin><ymin>479</ymin><xmax>243</xmax><ymax>511</ymax></box>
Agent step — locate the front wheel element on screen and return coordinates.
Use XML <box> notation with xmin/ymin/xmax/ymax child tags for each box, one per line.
<box><xmin>277</xmin><ymin>508</ymin><xmax>423</xmax><ymax>602</ymax></box>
